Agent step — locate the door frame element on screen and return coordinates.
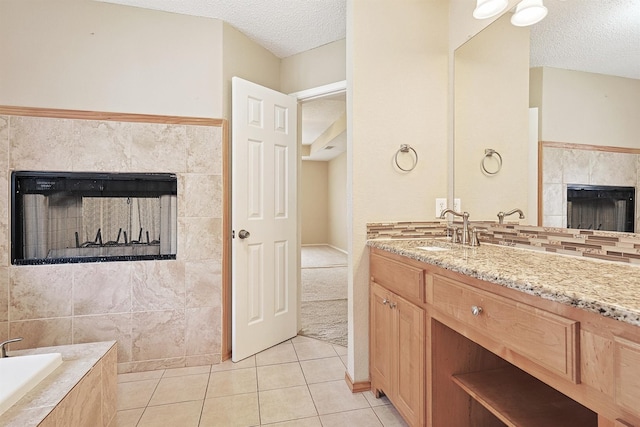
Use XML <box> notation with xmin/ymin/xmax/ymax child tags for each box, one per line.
<box><xmin>221</xmin><ymin>80</ymin><xmax>347</xmax><ymax>361</ymax></box>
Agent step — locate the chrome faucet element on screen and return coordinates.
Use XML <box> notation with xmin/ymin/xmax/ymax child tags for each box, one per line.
<box><xmin>1</xmin><ymin>337</ymin><xmax>23</xmax><ymax>358</ymax></box>
<box><xmin>497</xmin><ymin>208</ymin><xmax>525</xmax><ymax>224</ymax></box>
<box><xmin>440</xmin><ymin>209</ymin><xmax>470</xmax><ymax>245</ymax></box>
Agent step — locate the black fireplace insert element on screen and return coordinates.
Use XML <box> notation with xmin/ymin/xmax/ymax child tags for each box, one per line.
<box><xmin>567</xmin><ymin>184</ymin><xmax>635</xmax><ymax>232</ymax></box>
<box><xmin>11</xmin><ymin>171</ymin><xmax>177</xmax><ymax>265</ymax></box>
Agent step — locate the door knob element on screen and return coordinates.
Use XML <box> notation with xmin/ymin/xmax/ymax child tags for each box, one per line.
<box><xmin>238</xmin><ymin>229</ymin><xmax>250</xmax><ymax>239</ymax></box>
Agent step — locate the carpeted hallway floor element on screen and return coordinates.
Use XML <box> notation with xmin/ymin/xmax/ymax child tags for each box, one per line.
<box><xmin>299</xmin><ymin>245</ymin><xmax>348</xmax><ymax>347</ymax></box>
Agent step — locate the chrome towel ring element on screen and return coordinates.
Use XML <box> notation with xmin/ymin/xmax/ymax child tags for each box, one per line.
<box><xmin>481</xmin><ymin>148</ymin><xmax>502</xmax><ymax>175</ymax></box>
<box><xmin>394</xmin><ymin>144</ymin><xmax>418</xmax><ymax>172</ymax></box>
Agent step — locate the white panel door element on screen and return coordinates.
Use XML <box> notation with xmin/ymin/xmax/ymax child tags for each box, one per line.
<box><xmin>231</xmin><ymin>77</ymin><xmax>298</xmax><ymax>362</ymax></box>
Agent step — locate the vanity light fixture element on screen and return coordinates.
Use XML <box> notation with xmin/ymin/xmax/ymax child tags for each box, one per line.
<box><xmin>473</xmin><ymin>0</ymin><xmax>509</xmax><ymax>19</ymax></box>
<box><xmin>511</xmin><ymin>0</ymin><xmax>548</xmax><ymax>26</ymax></box>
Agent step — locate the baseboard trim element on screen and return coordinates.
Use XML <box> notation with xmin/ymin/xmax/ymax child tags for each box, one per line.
<box><xmin>344</xmin><ymin>371</ymin><xmax>371</xmax><ymax>393</ymax></box>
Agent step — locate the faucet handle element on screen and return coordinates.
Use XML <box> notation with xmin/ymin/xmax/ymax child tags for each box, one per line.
<box><xmin>1</xmin><ymin>337</ymin><xmax>23</xmax><ymax>358</ymax></box>
<box><xmin>470</xmin><ymin>227</ymin><xmax>486</xmax><ymax>247</ymax></box>
<box><xmin>448</xmin><ymin>226</ymin><xmax>460</xmax><ymax>243</ymax></box>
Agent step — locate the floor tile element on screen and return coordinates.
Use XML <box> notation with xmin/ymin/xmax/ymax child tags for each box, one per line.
<box><xmin>320</xmin><ymin>408</ymin><xmax>383</xmax><ymax>427</ymax></box>
<box><xmin>373</xmin><ymin>404</ymin><xmax>410</xmax><ymax>426</ymax></box>
<box><xmin>258</xmin><ymin>385</ymin><xmax>317</xmax><ymax>424</ymax></box>
<box><xmin>210</xmin><ymin>355</ymin><xmax>256</xmax><ymax>372</ymax></box>
<box><xmin>207</xmin><ymin>367</ymin><xmax>257</xmax><ymax>398</ymax></box>
<box><xmin>162</xmin><ymin>364</ymin><xmax>210</xmax><ymax>378</ymax></box>
<box><xmin>308</xmin><ymin>380</ymin><xmax>370</xmax><ymax>415</ymax></box>
<box><xmin>118</xmin><ymin>369</ymin><xmax>164</xmax><ymax>383</ymax></box>
<box><xmin>117</xmin><ymin>378</ymin><xmax>160</xmax><ymax>410</ymax></box>
<box><xmin>261</xmin><ymin>416</ymin><xmax>323</xmax><ymax>426</ymax></box>
<box><xmin>115</xmin><ymin>408</ymin><xmax>144</xmax><ymax>427</ymax></box>
<box><xmin>333</xmin><ymin>344</ymin><xmax>347</xmax><ymax>356</ymax></box>
<box><xmin>300</xmin><ymin>356</ymin><xmax>346</xmax><ymax>384</ymax></box>
<box><xmin>137</xmin><ymin>400</ymin><xmax>203</xmax><ymax>427</ymax></box>
<box><xmin>257</xmin><ymin>361</ymin><xmax>306</xmax><ymax>390</ymax></box>
<box><xmin>255</xmin><ymin>341</ymin><xmax>298</xmax><ymax>366</ymax></box>
<box><xmin>200</xmin><ymin>392</ymin><xmax>260</xmax><ymax>427</ymax></box>
<box><xmin>363</xmin><ymin>390</ymin><xmax>392</xmax><ymax>407</ymax></box>
<box><xmin>292</xmin><ymin>338</ymin><xmax>338</xmax><ymax>360</ymax></box>
<box><xmin>148</xmin><ymin>373</ymin><xmax>209</xmax><ymax>406</ymax></box>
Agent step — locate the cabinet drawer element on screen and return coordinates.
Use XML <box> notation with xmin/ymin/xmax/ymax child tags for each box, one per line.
<box><xmin>370</xmin><ymin>253</ymin><xmax>423</xmax><ymax>302</ymax></box>
<box><xmin>614</xmin><ymin>336</ymin><xmax>640</xmax><ymax>417</ymax></box>
<box><xmin>432</xmin><ymin>275</ymin><xmax>579</xmax><ymax>383</ymax></box>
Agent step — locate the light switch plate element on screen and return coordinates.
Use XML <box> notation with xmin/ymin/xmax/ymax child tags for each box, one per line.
<box><xmin>435</xmin><ymin>198</ymin><xmax>447</xmax><ymax>217</ymax></box>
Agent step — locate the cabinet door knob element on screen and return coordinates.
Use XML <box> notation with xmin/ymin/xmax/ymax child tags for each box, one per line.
<box><xmin>390</xmin><ymin>302</ymin><xmax>397</xmax><ymax>309</ymax></box>
<box><xmin>471</xmin><ymin>305</ymin><xmax>483</xmax><ymax>316</ymax></box>
<box><xmin>382</xmin><ymin>298</ymin><xmax>389</xmax><ymax>305</ymax></box>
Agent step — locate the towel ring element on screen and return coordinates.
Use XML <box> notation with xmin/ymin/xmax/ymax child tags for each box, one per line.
<box><xmin>481</xmin><ymin>149</ymin><xmax>502</xmax><ymax>175</ymax></box>
<box><xmin>394</xmin><ymin>144</ymin><xmax>418</xmax><ymax>172</ymax></box>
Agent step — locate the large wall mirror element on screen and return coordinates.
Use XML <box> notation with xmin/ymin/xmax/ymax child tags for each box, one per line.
<box><xmin>453</xmin><ymin>0</ymin><xmax>640</xmax><ymax>227</ymax></box>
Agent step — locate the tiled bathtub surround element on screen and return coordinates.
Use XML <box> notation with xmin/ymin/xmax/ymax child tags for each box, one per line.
<box><xmin>367</xmin><ymin>221</ymin><xmax>640</xmax><ymax>264</ymax></box>
<box><xmin>0</xmin><ymin>113</ymin><xmax>224</xmax><ymax>373</ymax></box>
<box><xmin>540</xmin><ymin>142</ymin><xmax>640</xmax><ymax>230</ymax></box>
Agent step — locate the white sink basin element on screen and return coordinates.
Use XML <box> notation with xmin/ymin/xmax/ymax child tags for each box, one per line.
<box><xmin>416</xmin><ymin>246</ymin><xmax>450</xmax><ymax>252</ymax></box>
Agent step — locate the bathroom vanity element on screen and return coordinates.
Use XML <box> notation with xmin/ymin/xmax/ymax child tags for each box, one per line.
<box><xmin>368</xmin><ymin>239</ymin><xmax>640</xmax><ymax>427</ymax></box>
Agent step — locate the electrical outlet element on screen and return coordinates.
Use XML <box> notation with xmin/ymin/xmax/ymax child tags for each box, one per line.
<box><xmin>454</xmin><ymin>198</ymin><xmax>461</xmax><ymax>212</ymax></box>
<box><xmin>435</xmin><ymin>198</ymin><xmax>447</xmax><ymax>217</ymax></box>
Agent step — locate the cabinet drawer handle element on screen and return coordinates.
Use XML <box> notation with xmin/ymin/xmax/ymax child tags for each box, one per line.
<box><xmin>471</xmin><ymin>305</ymin><xmax>483</xmax><ymax>316</ymax></box>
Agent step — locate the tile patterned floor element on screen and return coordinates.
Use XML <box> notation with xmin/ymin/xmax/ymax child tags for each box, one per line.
<box><xmin>116</xmin><ymin>336</ymin><xmax>408</xmax><ymax>427</ymax></box>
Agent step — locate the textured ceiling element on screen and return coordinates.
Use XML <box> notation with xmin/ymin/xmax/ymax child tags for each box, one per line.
<box><xmin>531</xmin><ymin>0</ymin><xmax>640</xmax><ymax>79</ymax></box>
<box><xmin>97</xmin><ymin>0</ymin><xmax>346</xmax><ymax>58</ymax></box>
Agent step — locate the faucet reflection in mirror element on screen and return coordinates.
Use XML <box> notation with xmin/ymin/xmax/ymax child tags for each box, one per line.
<box><xmin>497</xmin><ymin>208</ymin><xmax>526</xmax><ymax>224</ymax></box>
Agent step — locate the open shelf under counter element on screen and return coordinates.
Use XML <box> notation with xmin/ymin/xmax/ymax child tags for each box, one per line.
<box><xmin>452</xmin><ymin>366</ymin><xmax>598</xmax><ymax>427</ymax></box>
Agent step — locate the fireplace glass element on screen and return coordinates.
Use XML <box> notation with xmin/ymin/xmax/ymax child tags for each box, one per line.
<box><xmin>567</xmin><ymin>185</ymin><xmax>635</xmax><ymax>232</ymax></box>
<box><xmin>11</xmin><ymin>171</ymin><xmax>177</xmax><ymax>265</ymax></box>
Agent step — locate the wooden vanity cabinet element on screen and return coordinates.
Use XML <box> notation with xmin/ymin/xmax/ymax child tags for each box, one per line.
<box><xmin>369</xmin><ymin>247</ymin><xmax>640</xmax><ymax>427</ymax></box>
<box><xmin>370</xmin><ymin>253</ymin><xmax>425</xmax><ymax>427</ymax></box>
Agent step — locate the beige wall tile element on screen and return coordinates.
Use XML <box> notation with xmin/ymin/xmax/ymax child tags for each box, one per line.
<box><xmin>118</xmin><ymin>357</ymin><xmax>186</xmax><ymax>374</ymax></box>
<box><xmin>72</xmin><ymin>120</ymin><xmax>132</xmax><ymax>171</ymax></box>
<box><xmin>590</xmin><ymin>151</ymin><xmax>637</xmax><ymax>186</ymax></box>
<box><xmin>74</xmin><ymin>263</ymin><xmax>132</xmax><ymax>315</ymax></box>
<box><xmin>0</xmin><ymin>321</ymin><xmax>7</xmax><ymax>342</ymax></box>
<box><xmin>132</xmin><ymin>310</ymin><xmax>185</xmax><ymax>361</ymax></box>
<box><xmin>51</xmin><ymin>363</ymin><xmax>103</xmax><ymax>427</ymax></box>
<box><xmin>178</xmin><ymin>218</ymin><xmax>222</xmax><ymax>261</ymax></box>
<box><xmin>185</xmin><ymin>260</ymin><xmax>222</xmax><ymax>308</ymax></box>
<box><xmin>181</xmin><ymin>174</ymin><xmax>221</xmax><ymax>218</ymax></box>
<box><xmin>187</xmin><ymin>125</ymin><xmax>222</xmax><ymax>174</ymax></box>
<box><xmin>9</xmin><ymin>116</ymin><xmax>74</xmax><ymax>170</ymax></box>
<box><xmin>186</xmin><ymin>353</ymin><xmax>221</xmax><ymax>367</ymax></box>
<box><xmin>185</xmin><ymin>306</ymin><xmax>220</xmax><ymax>356</ymax></box>
<box><xmin>0</xmin><ymin>267</ymin><xmax>7</xmax><ymax>322</ymax></box>
<box><xmin>129</xmin><ymin>123</ymin><xmax>188</xmax><ymax>173</ymax></box>
<box><xmin>131</xmin><ymin>260</ymin><xmax>185</xmax><ymax>311</ymax></box>
<box><xmin>102</xmin><ymin>345</ymin><xmax>119</xmax><ymax>427</ymax></box>
<box><xmin>9</xmin><ymin>265</ymin><xmax>73</xmax><ymax>320</ymax></box>
<box><xmin>562</xmin><ymin>148</ymin><xmax>591</xmax><ymax>184</ymax></box>
<box><xmin>0</xmin><ymin>116</ymin><xmax>8</xmax><ymax>167</ymax></box>
<box><xmin>73</xmin><ymin>313</ymin><xmax>132</xmax><ymax>363</ymax></box>
<box><xmin>9</xmin><ymin>317</ymin><xmax>72</xmax><ymax>350</ymax></box>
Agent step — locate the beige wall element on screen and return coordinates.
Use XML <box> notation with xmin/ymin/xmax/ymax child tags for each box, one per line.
<box><xmin>222</xmin><ymin>22</ymin><xmax>281</xmax><ymax>120</ymax></box>
<box><xmin>454</xmin><ymin>14</ymin><xmax>530</xmax><ymax>220</ymax></box>
<box><xmin>348</xmin><ymin>0</ymin><xmax>449</xmax><ymax>382</ymax></box>
<box><xmin>0</xmin><ymin>113</ymin><xmax>224</xmax><ymax>373</ymax></box>
<box><xmin>531</xmin><ymin>67</ymin><xmax>640</xmax><ymax>148</ymax></box>
<box><xmin>0</xmin><ymin>0</ymin><xmax>224</xmax><ymax>117</ymax></box>
<box><xmin>280</xmin><ymin>39</ymin><xmax>346</xmax><ymax>94</ymax></box>
<box><xmin>301</xmin><ymin>161</ymin><xmax>329</xmax><ymax>244</ymax></box>
<box><xmin>328</xmin><ymin>152</ymin><xmax>347</xmax><ymax>251</ymax></box>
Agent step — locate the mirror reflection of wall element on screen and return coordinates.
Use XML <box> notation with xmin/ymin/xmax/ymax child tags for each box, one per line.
<box><xmin>454</xmin><ymin>14</ymin><xmax>530</xmax><ymax>221</ymax></box>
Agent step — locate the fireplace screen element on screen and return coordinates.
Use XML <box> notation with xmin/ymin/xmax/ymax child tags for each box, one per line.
<box><xmin>11</xmin><ymin>171</ymin><xmax>177</xmax><ymax>265</ymax></box>
<box><xmin>567</xmin><ymin>185</ymin><xmax>635</xmax><ymax>232</ymax></box>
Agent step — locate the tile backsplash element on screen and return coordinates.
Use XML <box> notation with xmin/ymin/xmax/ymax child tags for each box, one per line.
<box><xmin>367</xmin><ymin>220</ymin><xmax>640</xmax><ymax>265</ymax></box>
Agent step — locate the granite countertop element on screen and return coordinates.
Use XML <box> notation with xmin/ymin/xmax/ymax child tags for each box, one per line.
<box><xmin>1</xmin><ymin>341</ymin><xmax>116</xmax><ymax>427</ymax></box>
<box><xmin>368</xmin><ymin>238</ymin><xmax>640</xmax><ymax>327</ymax></box>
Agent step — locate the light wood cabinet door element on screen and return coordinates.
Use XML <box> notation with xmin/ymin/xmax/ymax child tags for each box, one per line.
<box><xmin>394</xmin><ymin>293</ymin><xmax>425</xmax><ymax>427</ymax></box>
<box><xmin>370</xmin><ymin>282</ymin><xmax>394</xmax><ymax>396</ymax></box>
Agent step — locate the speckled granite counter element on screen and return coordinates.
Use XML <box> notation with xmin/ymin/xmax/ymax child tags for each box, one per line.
<box><xmin>0</xmin><ymin>341</ymin><xmax>117</xmax><ymax>427</ymax></box>
<box><xmin>368</xmin><ymin>239</ymin><xmax>640</xmax><ymax>327</ymax></box>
